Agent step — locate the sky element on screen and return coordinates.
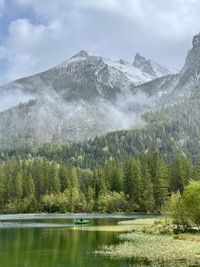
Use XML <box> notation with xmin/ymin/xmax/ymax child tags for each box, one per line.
<box><xmin>0</xmin><ymin>0</ymin><xmax>200</xmax><ymax>85</ymax></box>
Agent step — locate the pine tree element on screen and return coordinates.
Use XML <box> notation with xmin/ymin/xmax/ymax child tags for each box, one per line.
<box><xmin>124</xmin><ymin>158</ymin><xmax>142</xmax><ymax>209</ymax></box>
<box><xmin>170</xmin><ymin>154</ymin><xmax>191</xmax><ymax>193</ymax></box>
<box><xmin>14</xmin><ymin>171</ymin><xmax>23</xmax><ymax>200</ymax></box>
<box><xmin>32</xmin><ymin>158</ymin><xmax>45</xmax><ymax>199</ymax></box>
<box><xmin>24</xmin><ymin>173</ymin><xmax>35</xmax><ymax>197</ymax></box>
<box><xmin>49</xmin><ymin>162</ymin><xmax>60</xmax><ymax>194</ymax></box>
<box><xmin>59</xmin><ymin>164</ymin><xmax>68</xmax><ymax>192</ymax></box>
<box><xmin>191</xmin><ymin>156</ymin><xmax>200</xmax><ymax>181</ymax></box>
<box><xmin>65</xmin><ymin>167</ymin><xmax>81</xmax><ymax>212</ymax></box>
<box><xmin>140</xmin><ymin>161</ymin><xmax>155</xmax><ymax>211</ymax></box>
<box><xmin>153</xmin><ymin>156</ymin><xmax>169</xmax><ymax>210</ymax></box>
<box><xmin>104</xmin><ymin>160</ymin><xmax>123</xmax><ymax>192</ymax></box>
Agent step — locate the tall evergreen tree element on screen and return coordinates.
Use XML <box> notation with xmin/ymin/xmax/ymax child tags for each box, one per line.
<box><xmin>124</xmin><ymin>158</ymin><xmax>142</xmax><ymax>209</ymax></box>
<box><xmin>104</xmin><ymin>160</ymin><xmax>123</xmax><ymax>192</ymax></box>
<box><xmin>14</xmin><ymin>171</ymin><xmax>23</xmax><ymax>200</ymax></box>
<box><xmin>49</xmin><ymin>162</ymin><xmax>60</xmax><ymax>194</ymax></box>
<box><xmin>170</xmin><ymin>154</ymin><xmax>191</xmax><ymax>193</ymax></box>
<box><xmin>153</xmin><ymin>156</ymin><xmax>169</xmax><ymax>210</ymax></box>
<box><xmin>140</xmin><ymin>161</ymin><xmax>155</xmax><ymax>212</ymax></box>
<box><xmin>59</xmin><ymin>164</ymin><xmax>68</xmax><ymax>192</ymax></box>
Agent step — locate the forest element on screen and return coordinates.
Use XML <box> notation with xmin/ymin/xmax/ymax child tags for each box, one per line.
<box><xmin>0</xmin><ymin>151</ymin><xmax>197</xmax><ymax>214</ymax></box>
<box><xmin>1</xmin><ymin>89</ymin><xmax>200</xmax><ymax>214</ymax></box>
<box><xmin>2</xmin><ymin>89</ymin><xmax>200</xmax><ymax>170</ymax></box>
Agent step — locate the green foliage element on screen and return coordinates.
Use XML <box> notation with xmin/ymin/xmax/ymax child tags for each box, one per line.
<box><xmin>97</xmin><ymin>192</ymin><xmax>127</xmax><ymax>213</ymax></box>
<box><xmin>153</xmin><ymin>156</ymin><xmax>169</xmax><ymax>210</ymax></box>
<box><xmin>42</xmin><ymin>193</ymin><xmax>68</xmax><ymax>213</ymax></box>
<box><xmin>164</xmin><ymin>180</ymin><xmax>200</xmax><ymax>230</ymax></box>
<box><xmin>124</xmin><ymin>158</ymin><xmax>142</xmax><ymax>210</ymax></box>
<box><xmin>140</xmin><ymin>162</ymin><xmax>155</xmax><ymax>212</ymax></box>
<box><xmin>183</xmin><ymin>180</ymin><xmax>200</xmax><ymax>227</ymax></box>
<box><xmin>0</xmin><ymin>151</ymin><xmax>200</xmax><ymax>214</ymax></box>
<box><xmin>163</xmin><ymin>191</ymin><xmax>189</xmax><ymax>231</ymax></box>
<box><xmin>169</xmin><ymin>153</ymin><xmax>191</xmax><ymax>193</ymax></box>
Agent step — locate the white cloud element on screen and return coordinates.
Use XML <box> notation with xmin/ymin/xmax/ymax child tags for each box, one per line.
<box><xmin>77</xmin><ymin>0</ymin><xmax>200</xmax><ymax>40</ymax></box>
<box><xmin>1</xmin><ymin>0</ymin><xmax>200</xmax><ymax>83</ymax></box>
<box><xmin>14</xmin><ymin>0</ymin><xmax>73</xmax><ymax>22</ymax></box>
<box><xmin>14</xmin><ymin>0</ymin><xmax>200</xmax><ymax>39</ymax></box>
<box><xmin>0</xmin><ymin>18</ymin><xmax>73</xmax><ymax>81</ymax></box>
<box><xmin>0</xmin><ymin>90</ymin><xmax>33</xmax><ymax>112</ymax></box>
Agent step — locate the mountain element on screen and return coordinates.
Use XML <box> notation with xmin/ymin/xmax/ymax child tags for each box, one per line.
<box><xmin>1</xmin><ymin>31</ymin><xmax>200</xmax><ymax>152</ymax></box>
<box><xmin>133</xmin><ymin>53</ymin><xmax>173</xmax><ymax>78</ymax></box>
<box><xmin>0</xmin><ymin>50</ymin><xmax>155</xmax><ymax>102</ymax></box>
<box><xmin>133</xmin><ymin>33</ymin><xmax>200</xmax><ymax>105</ymax></box>
<box><xmin>0</xmin><ymin>50</ymin><xmax>171</xmax><ymax>149</ymax></box>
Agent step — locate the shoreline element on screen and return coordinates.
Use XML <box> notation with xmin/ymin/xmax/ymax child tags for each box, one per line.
<box><xmin>97</xmin><ymin>217</ymin><xmax>200</xmax><ymax>266</ymax></box>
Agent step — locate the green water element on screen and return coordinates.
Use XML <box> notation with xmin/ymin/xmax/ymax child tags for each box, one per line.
<box><xmin>0</xmin><ymin>214</ymin><xmax>152</xmax><ymax>267</ymax></box>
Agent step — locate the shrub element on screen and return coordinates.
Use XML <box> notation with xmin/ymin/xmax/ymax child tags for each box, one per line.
<box><xmin>98</xmin><ymin>191</ymin><xmax>127</xmax><ymax>213</ymax></box>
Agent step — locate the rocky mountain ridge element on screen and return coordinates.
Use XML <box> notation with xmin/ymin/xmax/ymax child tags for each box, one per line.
<box><xmin>133</xmin><ymin>53</ymin><xmax>173</xmax><ymax>78</ymax></box>
<box><xmin>0</xmin><ymin>33</ymin><xmax>199</xmax><ymax>149</ymax></box>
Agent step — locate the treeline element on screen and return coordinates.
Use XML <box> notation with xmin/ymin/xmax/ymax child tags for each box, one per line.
<box><xmin>0</xmin><ymin>152</ymin><xmax>198</xmax><ymax>214</ymax></box>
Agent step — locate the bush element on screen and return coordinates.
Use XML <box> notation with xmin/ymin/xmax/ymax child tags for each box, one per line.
<box><xmin>183</xmin><ymin>180</ymin><xmax>200</xmax><ymax>228</ymax></box>
<box><xmin>42</xmin><ymin>193</ymin><xmax>68</xmax><ymax>213</ymax></box>
<box><xmin>163</xmin><ymin>180</ymin><xmax>200</xmax><ymax>230</ymax></box>
<box><xmin>98</xmin><ymin>191</ymin><xmax>127</xmax><ymax>213</ymax></box>
<box><xmin>163</xmin><ymin>191</ymin><xmax>190</xmax><ymax>231</ymax></box>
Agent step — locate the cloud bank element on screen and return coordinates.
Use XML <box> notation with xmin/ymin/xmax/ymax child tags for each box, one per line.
<box><xmin>0</xmin><ymin>0</ymin><xmax>200</xmax><ymax>83</ymax></box>
<box><xmin>0</xmin><ymin>90</ymin><xmax>33</xmax><ymax>112</ymax></box>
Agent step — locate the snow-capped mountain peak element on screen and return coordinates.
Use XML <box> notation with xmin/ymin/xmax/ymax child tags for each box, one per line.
<box><xmin>0</xmin><ymin>48</ymin><xmax>176</xmax><ymax>149</ymax></box>
<box><xmin>133</xmin><ymin>53</ymin><xmax>173</xmax><ymax>78</ymax></box>
<box><xmin>55</xmin><ymin>51</ymin><xmax>156</xmax><ymax>93</ymax></box>
<box><xmin>71</xmin><ymin>50</ymin><xmax>89</xmax><ymax>58</ymax></box>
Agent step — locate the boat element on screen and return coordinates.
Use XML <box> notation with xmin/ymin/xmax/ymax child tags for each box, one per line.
<box><xmin>74</xmin><ymin>220</ymin><xmax>90</xmax><ymax>225</ymax></box>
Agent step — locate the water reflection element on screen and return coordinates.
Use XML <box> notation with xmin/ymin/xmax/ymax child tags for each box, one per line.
<box><xmin>0</xmin><ymin>220</ymin><xmax>123</xmax><ymax>267</ymax></box>
<box><xmin>0</xmin><ymin>215</ymin><xmax>160</xmax><ymax>267</ymax></box>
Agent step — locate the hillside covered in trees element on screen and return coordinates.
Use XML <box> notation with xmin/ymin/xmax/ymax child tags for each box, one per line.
<box><xmin>2</xmin><ymin>88</ymin><xmax>200</xmax><ymax>170</ymax></box>
<box><xmin>1</xmin><ymin>67</ymin><xmax>200</xmax><ymax>214</ymax></box>
<box><xmin>1</xmin><ymin>88</ymin><xmax>200</xmax><ymax>214</ymax></box>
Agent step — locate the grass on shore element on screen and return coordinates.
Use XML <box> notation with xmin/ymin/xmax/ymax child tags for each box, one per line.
<box><xmin>118</xmin><ymin>217</ymin><xmax>162</xmax><ymax>225</ymax></box>
<box><xmin>98</xmin><ymin>232</ymin><xmax>200</xmax><ymax>266</ymax></box>
<box><xmin>74</xmin><ymin>225</ymin><xmax>136</xmax><ymax>232</ymax></box>
<box><xmin>97</xmin><ymin>217</ymin><xmax>200</xmax><ymax>266</ymax></box>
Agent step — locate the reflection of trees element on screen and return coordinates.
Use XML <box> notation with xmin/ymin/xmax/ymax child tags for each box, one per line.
<box><xmin>0</xmin><ymin>224</ymin><xmax>122</xmax><ymax>267</ymax></box>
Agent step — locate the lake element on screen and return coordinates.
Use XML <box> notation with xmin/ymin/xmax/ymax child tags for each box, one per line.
<box><xmin>0</xmin><ymin>213</ymin><xmax>154</xmax><ymax>267</ymax></box>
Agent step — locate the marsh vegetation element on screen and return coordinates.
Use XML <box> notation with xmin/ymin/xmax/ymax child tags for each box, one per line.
<box><xmin>97</xmin><ymin>180</ymin><xmax>200</xmax><ymax>266</ymax></box>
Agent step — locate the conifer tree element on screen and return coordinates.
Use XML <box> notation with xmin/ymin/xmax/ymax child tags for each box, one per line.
<box><xmin>59</xmin><ymin>164</ymin><xmax>68</xmax><ymax>192</ymax></box>
<box><xmin>49</xmin><ymin>162</ymin><xmax>60</xmax><ymax>194</ymax></box>
<box><xmin>140</xmin><ymin>162</ymin><xmax>155</xmax><ymax>211</ymax></box>
<box><xmin>170</xmin><ymin>154</ymin><xmax>191</xmax><ymax>193</ymax></box>
<box><xmin>124</xmin><ymin>158</ymin><xmax>142</xmax><ymax>209</ymax></box>
<box><xmin>153</xmin><ymin>156</ymin><xmax>169</xmax><ymax>210</ymax></box>
<box><xmin>14</xmin><ymin>171</ymin><xmax>23</xmax><ymax>200</ymax></box>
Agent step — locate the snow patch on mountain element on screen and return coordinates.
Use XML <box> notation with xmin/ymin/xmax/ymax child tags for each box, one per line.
<box><xmin>0</xmin><ymin>48</ymin><xmax>180</xmax><ymax>148</ymax></box>
<box><xmin>103</xmin><ymin>57</ymin><xmax>153</xmax><ymax>85</ymax></box>
<box><xmin>133</xmin><ymin>53</ymin><xmax>173</xmax><ymax>78</ymax></box>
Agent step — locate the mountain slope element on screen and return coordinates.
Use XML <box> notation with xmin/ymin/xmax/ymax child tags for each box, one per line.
<box><xmin>1</xmin><ymin>50</ymin><xmax>155</xmax><ymax>103</ymax></box>
<box><xmin>1</xmin><ymin>30</ymin><xmax>200</xmax><ymax>151</ymax></box>
<box><xmin>133</xmin><ymin>33</ymin><xmax>200</xmax><ymax>106</ymax></box>
<box><xmin>0</xmin><ymin>50</ymin><xmax>172</xmax><ymax>149</ymax></box>
<box><xmin>133</xmin><ymin>53</ymin><xmax>173</xmax><ymax>78</ymax></box>
<box><xmin>7</xmin><ymin>88</ymin><xmax>200</xmax><ymax>168</ymax></box>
